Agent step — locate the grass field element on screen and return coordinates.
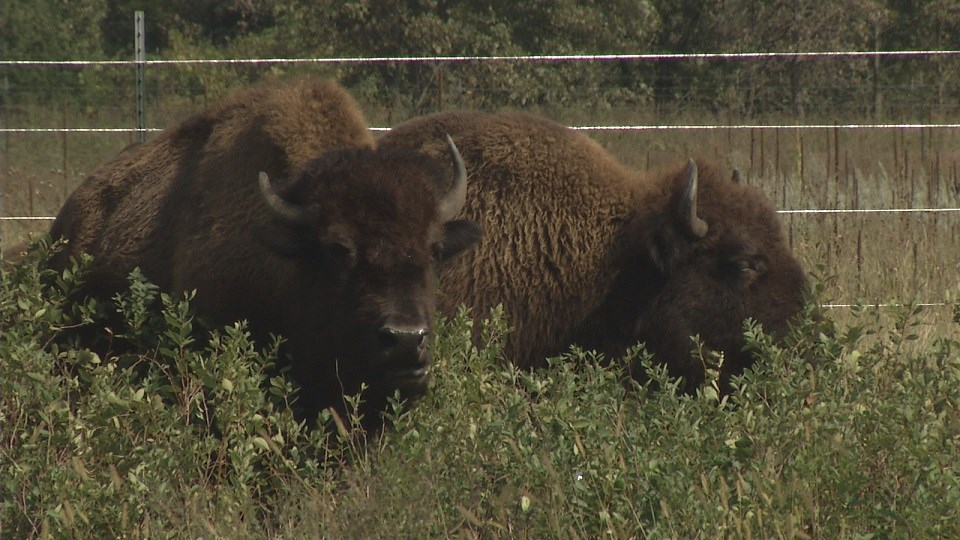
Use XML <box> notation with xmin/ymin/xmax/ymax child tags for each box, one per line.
<box><xmin>2</xmin><ymin>93</ymin><xmax>959</xmax><ymax>537</ymax></box>
<box><xmin>5</xmin><ymin>100</ymin><xmax>960</xmax><ymax>328</ymax></box>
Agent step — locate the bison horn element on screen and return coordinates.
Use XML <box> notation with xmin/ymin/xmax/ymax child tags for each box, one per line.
<box><xmin>258</xmin><ymin>171</ymin><xmax>315</xmax><ymax>226</ymax></box>
<box><xmin>681</xmin><ymin>159</ymin><xmax>709</xmax><ymax>238</ymax></box>
<box><xmin>437</xmin><ymin>134</ymin><xmax>468</xmax><ymax>222</ymax></box>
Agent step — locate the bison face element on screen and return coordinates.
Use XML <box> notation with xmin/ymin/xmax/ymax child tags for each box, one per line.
<box><xmin>630</xmin><ymin>159</ymin><xmax>807</xmax><ymax>393</ymax></box>
<box><xmin>255</xmin><ymin>138</ymin><xmax>480</xmax><ymax>421</ymax></box>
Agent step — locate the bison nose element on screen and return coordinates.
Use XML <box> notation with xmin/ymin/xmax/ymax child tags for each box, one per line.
<box><xmin>378</xmin><ymin>325</ymin><xmax>429</xmax><ymax>358</ymax></box>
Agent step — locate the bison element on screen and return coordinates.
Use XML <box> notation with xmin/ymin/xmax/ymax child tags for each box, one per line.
<box><xmin>47</xmin><ymin>79</ymin><xmax>481</xmax><ymax>426</ymax></box>
<box><xmin>379</xmin><ymin>111</ymin><xmax>807</xmax><ymax>392</ymax></box>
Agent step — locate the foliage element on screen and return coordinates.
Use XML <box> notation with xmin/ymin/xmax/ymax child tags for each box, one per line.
<box><xmin>651</xmin><ymin>0</ymin><xmax>890</xmax><ymax>117</ymax></box>
<box><xmin>324</xmin><ymin>303</ymin><xmax>960</xmax><ymax>537</ymax></box>
<box><xmin>0</xmin><ymin>0</ymin><xmax>108</xmax><ymax>103</ymax></box>
<box><xmin>0</xmin><ymin>240</ymin><xmax>342</xmax><ymax>537</ymax></box>
<box><xmin>266</xmin><ymin>0</ymin><xmax>660</xmax><ymax>111</ymax></box>
<box><xmin>2</xmin><ymin>242</ymin><xmax>959</xmax><ymax>537</ymax></box>
<box><xmin>5</xmin><ymin>1</ymin><xmax>960</xmax><ymax>117</ymax></box>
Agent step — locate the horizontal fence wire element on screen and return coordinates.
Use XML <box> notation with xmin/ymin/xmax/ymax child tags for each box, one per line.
<box><xmin>4</xmin><ymin>49</ymin><xmax>960</xmax><ymax>67</ymax></box>
<box><xmin>777</xmin><ymin>208</ymin><xmax>960</xmax><ymax>215</ymax></box>
<box><xmin>821</xmin><ymin>302</ymin><xmax>948</xmax><ymax>309</ymax></box>
<box><xmin>0</xmin><ymin>128</ymin><xmax>163</xmax><ymax>133</ymax></box>
<box><xmin>5</xmin><ymin>208</ymin><xmax>960</xmax><ymax>221</ymax></box>
<box><xmin>6</xmin><ymin>123</ymin><xmax>960</xmax><ymax>135</ymax></box>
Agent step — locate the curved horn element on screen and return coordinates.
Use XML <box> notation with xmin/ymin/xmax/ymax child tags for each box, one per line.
<box><xmin>680</xmin><ymin>158</ymin><xmax>709</xmax><ymax>238</ymax></box>
<box><xmin>258</xmin><ymin>171</ymin><xmax>314</xmax><ymax>226</ymax></box>
<box><xmin>437</xmin><ymin>134</ymin><xmax>468</xmax><ymax>222</ymax></box>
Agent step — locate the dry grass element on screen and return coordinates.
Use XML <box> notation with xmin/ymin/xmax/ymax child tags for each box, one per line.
<box><xmin>3</xmin><ymin>102</ymin><xmax>959</xmax><ymax>341</ymax></box>
<box><xmin>586</xmin><ymin>116</ymin><xmax>960</xmax><ymax>340</ymax></box>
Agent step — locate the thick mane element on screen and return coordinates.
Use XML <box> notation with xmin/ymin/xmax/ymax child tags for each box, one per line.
<box><xmin>199</xmin><ymin>78</ymin><xmax>374</xmax><ymax>178</ymax></box>
<box><xmin>50</xmin><ymin>78</ymin><xmax>375</xmax><ymax>287</ymax></box>
<box><xmin>290</xmin><ymin>146</ymin><xmax>447</xmax><ymax>237</ymax></box>
<box><xmin>381</xmin><ymin>111</ymin><xmax>641</xmax><ymax>363</ymax></box>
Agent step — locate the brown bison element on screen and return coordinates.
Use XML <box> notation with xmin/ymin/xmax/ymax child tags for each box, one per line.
<box><xmin>48</xmin><ymin>79</ymin><xmax>481</xmax><ymax>425</ymax></box>
<box><xmin>379</xmin><ymin>111</ymin><xmax>807</xmax><ymax>392</ymax></box>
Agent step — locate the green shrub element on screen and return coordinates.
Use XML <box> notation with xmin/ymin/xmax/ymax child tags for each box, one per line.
<box><xmin>0</xmin><ymin>241</ymin><xmax>342</xmax><ymax>537</ymax></box>
<box><xmin>321</xmin><ymin>301</ymin><xmax>959</xmax><ymax>538</ymax></box>
<box><xmin>2</xmin><ymin>242</ymin><xmax>958</xmax><ymax>537</ymax></box>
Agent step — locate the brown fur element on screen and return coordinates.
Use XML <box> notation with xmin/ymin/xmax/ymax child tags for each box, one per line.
<box><xmin>379</xmin><ymin>111</ymin><xmax>806</xmax><ymax>391</ymax></box>
<box><xmin>48</xmin><ymin>79</ymin><xmax>481</xmax><ymax>425</ymax></box>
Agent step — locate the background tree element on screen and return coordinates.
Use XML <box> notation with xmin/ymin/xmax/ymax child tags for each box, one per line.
<box><xmin>1</xmin><ymin>0</ymin><xmax>108</xmax><ymax>103</ymax></box>
<box><xmin>268</xmin><ymin>0</ymin><xmax>660</xmax><ymax>112</ymax></box>
<box><xmin>651</xmin><ymin>0</ymin><xmax>890</xmax><ymax>118</ymax></box>
<box><xmin>882</xmin><ymin>0</ymin><xmax>960</xmax><ymax>119</ymax></box>
<box><xmin>2</xmin><ymin>0</ymin><xmax>958</xmax><ymax>119</ymax></box>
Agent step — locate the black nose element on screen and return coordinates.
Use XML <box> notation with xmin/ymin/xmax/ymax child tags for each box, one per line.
<box><xmin>378</xmin><ymin>325</ymin><xmax>429</xmax><ymax>358</ymax></box>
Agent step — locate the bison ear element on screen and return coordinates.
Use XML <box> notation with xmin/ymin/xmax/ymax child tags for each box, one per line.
<box><xmin>257</xmin><ymin>221</ymin><xmax>315</xmax><ymax>259</ymax></box>
<box><xmin>645</xmin><ymin>229</ymin><xmax>683</xmax><ymax>276</ymax></box>
<box><xmin>436</xmin><ymin>220</ymin><xmax>482</xmax><ymax>261</ymax></box>
<box><xmin>642</xmin><ymin>159</ymin><xmax>708</xmax><ymax>275</ymax></box>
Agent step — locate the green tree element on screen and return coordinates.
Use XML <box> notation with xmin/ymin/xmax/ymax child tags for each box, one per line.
<box><xmin>1</xmin><ymin>0</ymin><xmax>108</xmax><ymax>103</ymax></box>
<box><xmin>99</xmin><ymin>0</ymin><xmax>278</xmax><ymax>56</ymax></box>
<box><xmin>652</xmin><ymin>0</ymin><xmax>889</xmax><ymax>118</ymax></box>
<box><xmin>271</xmin><ymin>1</ymin><xmax>660</xmax><ymax>112</ymax></box>
<box><xmin>881</xmin><ymin>0</ymin><xmax>960</xmax><ymax>118</ymax></box>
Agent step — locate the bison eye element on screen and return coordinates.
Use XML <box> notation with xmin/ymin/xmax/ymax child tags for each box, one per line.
<box><xmin>295</xmin><ymin>240</ymin><xmax>355</xmax><ymax>273</ymax></box>
<box><xmin>728</xmin><ymin>258</ymin><xmax>767</xmax><ymax>284</ymax></box>
<box><xmin>430</xmin><ymin>242</ymin><xmax>444</xmax><ymax>262</ymax></box>
<box><xmin>321</xmin><ymin>241</ymin><xmax>356</xmax><ymax>269</ymax></box>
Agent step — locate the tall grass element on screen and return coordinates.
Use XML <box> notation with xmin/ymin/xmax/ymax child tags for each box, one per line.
<box><xmin>587</xmin><ymin>117</ymin><xmax>960</xmax><ymax>339</ymax></box>
<box><xmin>2</xmin><ymin>243</ymin><xmax>959</xmax><ymax>537</ymax></box>
<box><xmin>4</xmin><ymin>100</ymin><xmax>959</xmax><ymax>327</ymax></box>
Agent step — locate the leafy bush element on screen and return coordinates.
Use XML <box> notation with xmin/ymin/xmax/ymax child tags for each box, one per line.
<box><xmin>2</xmin><ymin>242</ymin><xmax>958</xmax><ymax>537</ymax></box>
<box><xmin>0</xmin><ymin>241</ymin><xmax>341</xmax><ymax>537</ymax></box>
<box><xmin>322</xmin><ymin>301</ymin><xmax>959</xmax><ymax>538</ymax></box>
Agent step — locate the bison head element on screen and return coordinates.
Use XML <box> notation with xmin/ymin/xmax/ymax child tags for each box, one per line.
<box><xmin>628</xmin><ymin>159</ymin><xmax>807</xmax><ymax>393</ymax></box>
<box><xmin>255</xmin><ymin>136</ymin><xmax>481</xmax><ymax>423</ymax></box>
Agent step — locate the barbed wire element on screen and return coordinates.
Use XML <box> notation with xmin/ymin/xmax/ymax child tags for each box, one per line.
<box><xmin>4</xmin><ymin>49</ymin><xmax>960</xmax><ymax>67</ymax></box>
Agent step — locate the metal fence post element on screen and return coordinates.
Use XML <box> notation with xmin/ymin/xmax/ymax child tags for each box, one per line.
<box><xmin>0</xmin><ymin>76</ymin><xmax>6</xmax><ymax>257</ymax></box>
<box><xmin>135</xmin><ymin>11</ymin><xmax>146</xmax><ymax>143</ymax></box>
<box><xmin>0</xmin><ymin>163</ymin><xmax>4</xmax><ymax>259</ymax></box>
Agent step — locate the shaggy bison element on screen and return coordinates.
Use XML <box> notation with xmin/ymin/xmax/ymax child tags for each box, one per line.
<box><xmin>379</xmin><ymin>111</ymin><xmax>807</xmax><ymax>392</ymax></box>
<box><xmin>48</xmin><ymin>79</ymin><xmax>481</xmax><ymax>425</ymax></box>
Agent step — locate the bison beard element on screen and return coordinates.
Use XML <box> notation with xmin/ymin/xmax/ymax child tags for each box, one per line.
<box><xmin>46</xmin><ymin>79</ymin><xmax>481</xmax><ymax>430</ymax></box>
<box><xmin>379</xmin><ymin>110</ymin><xmax>808</xmax><ymax>394</ymax></box>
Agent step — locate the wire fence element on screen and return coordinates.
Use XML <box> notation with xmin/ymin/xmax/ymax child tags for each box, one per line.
<box><xmin>4</xmin><ymin>49</ymin><xmax>960</xmax><ymax>66</ymax></box>
<box><xmin>7</xmin><ymin>122</ymin><xmax>960</xmax><ymax>134</ymax></box>
<box><xmin>3</xmin><ymin>50</ymin><xmax>960</xmax><ymax>310</ymax></box>
<box><xmin>5</xmin><ymin>208</ymin><xmax>959</xmax><ymax>221</ymax></box>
